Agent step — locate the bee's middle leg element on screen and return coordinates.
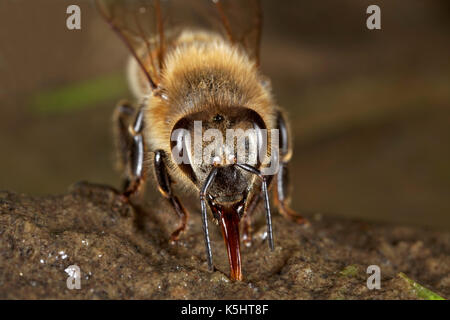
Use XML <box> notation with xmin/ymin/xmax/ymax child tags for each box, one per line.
<box><xmin>153</xmin><ymin>150</ymin><xmax>190</xmax><ymax>242</ymax></box>
<box><xmin>113</xmin><ymin>101</ymin><xmax>147</xmax><ymax>200</ymax></box>
<box><xmin>273</xmin><ymin>163</ymin><xmax>308</xmax><ymax>225</ymax></box>
<box><xmin>273</xmin><ymin>111</ymin><xmax>308</xmax><ymax>225</ymax></box>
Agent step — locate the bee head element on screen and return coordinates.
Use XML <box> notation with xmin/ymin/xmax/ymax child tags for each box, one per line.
<box><xmin>170</xmin><ymin>106</ymin><xmax>267</xmax><ymax>199</ymax></box>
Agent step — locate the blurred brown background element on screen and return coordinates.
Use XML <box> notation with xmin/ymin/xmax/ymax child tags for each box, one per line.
<box><xmin>0</xmin><ymin>0</ymin><xmax>449</xmax><ymax>230</ymax></box>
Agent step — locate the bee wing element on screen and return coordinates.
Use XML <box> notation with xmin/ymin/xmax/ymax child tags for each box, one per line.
<box><xmin>170</xmin><ymin>0</ymin><xmax>263</xmax><ymax>65</ymax></box>
<box><xmin>96</xmin><ymin>0</ymin><xmax>168</xmax><ymax>90</ymax></box>
<box><xmin>96</xmin><ymin>0</ymin><xmax>263</xmax><ymax>89</ymax></box>
<box><xmin>212</xmin><ymin>0</ymin><xmax>263</xmax><ymax>66</ymax></box>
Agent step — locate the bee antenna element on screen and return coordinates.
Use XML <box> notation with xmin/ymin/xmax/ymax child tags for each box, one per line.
<box><xmin>235</xmin><ymin>163</ymin><xmax>274</xmax><ymax>251</ymax></box>
<box><xmin>200</xmin><ymin>167</ymin><xmax>219</xmax><ymax>271</ymax></box>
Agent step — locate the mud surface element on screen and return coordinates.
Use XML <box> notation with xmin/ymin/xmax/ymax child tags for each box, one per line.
<box><xmin>1</xmin><ymin>182</ymin><xmax>449</xmax><ymax>299</ymax></box>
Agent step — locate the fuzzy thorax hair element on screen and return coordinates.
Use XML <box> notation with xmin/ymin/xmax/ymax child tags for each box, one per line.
<box><xmin>128</xmin><ymin>30</ymin><xmax>277</xmax><ymax>188</ymax></box>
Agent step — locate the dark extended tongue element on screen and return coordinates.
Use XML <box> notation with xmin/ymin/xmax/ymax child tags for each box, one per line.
<box><xmin>219</xmin><ymin>207</ymin><xmax>242</xmax><ymax>281</ymax></box>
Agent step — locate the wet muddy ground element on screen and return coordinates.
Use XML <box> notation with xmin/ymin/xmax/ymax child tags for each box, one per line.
<box><xmin>1</xmin><ymin>0</ymin><xmax>449</xmax><ymax>300</ymax></box>
<box><xmin>1</xmin><ymin>1</ymin><xmax>450</xmax><ymax>232</ymax></box>
<box><xmin>1</xmin><ymin>182</ymin><xmax>448</xmax><ymax>299</ymax></box>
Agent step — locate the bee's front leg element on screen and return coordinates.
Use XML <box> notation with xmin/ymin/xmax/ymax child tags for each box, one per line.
<box><xmin>242</xmin><ymin>192</ymin><xmax>261</xmax><ymax>247</ymax></box>
<box><xmin>274</xmin><ymin>111</ymin><xmax>309</xmax><ymax>225</ymax></box>
<box><xmin>242</xmin><ymin>175</ymin><xmax>274</xmax><ymax>247</ymax></box>
<box><xmin>113</xmin><ymin>101</ymin><xmax>147</xmax><ymax>200</ymax></box>
<box><xmin>153</xmin><ymin>150</ymin><xmax>190</xmax><ymax>242</ymax></box>
<box><xmin>242</xmin><ymin>199</ymin><xmax>255</xmax><ymax>247</ymax></box>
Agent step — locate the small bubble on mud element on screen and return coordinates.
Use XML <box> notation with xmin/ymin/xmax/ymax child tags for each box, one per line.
<box><xmin>59</xmin><ymin>251</ymin><xmax>68</xmax><ymax>259</ymax></box>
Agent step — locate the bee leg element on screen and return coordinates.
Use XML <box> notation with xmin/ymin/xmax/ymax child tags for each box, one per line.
<box><xmin>274</xmin><ymin>164</ymin><xmax>308</xmax><ymax>225</ymax></box>
<box><xmin>153</xmin><ymin>150</ymin><xmax>190</xmax><ymax>242</ymax></box>
<box><xmin>235</xmin><ymin>164</ymin><xmax>274</xmax><ymax>251</ymax></box>
<box><xmin>117</xmin><ymin>104</ymin><xmax>147</xmax><ymax>200</ymax></box>
<box><xmin>199</xmin><ymin>167</ymin><xmax>219</xmax><ymax>271</ymax></box>
<box><xmin>242</xmin><ymin>174</ymin><xmax>274</xmax><ymax>247</ymax></box>
<box><xmin>113</xmin><ymin>101</ymin><xmax>134</xmax><ymax>188</ymax></box>
<box><xmin>274</xmin><ymin>111</ymin><xmax>309</xmax><ymax>225</ymax></box>
<box><xmin>242</xmin><ymin>193</ymin><xmax>260</xmax><ymax>247</ymax></box>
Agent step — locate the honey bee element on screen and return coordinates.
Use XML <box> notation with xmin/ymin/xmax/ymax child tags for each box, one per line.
<box><xmin>97</xmin><ymin>0</ymin><xmax>307</xmax><ymax>281</ymax></box>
